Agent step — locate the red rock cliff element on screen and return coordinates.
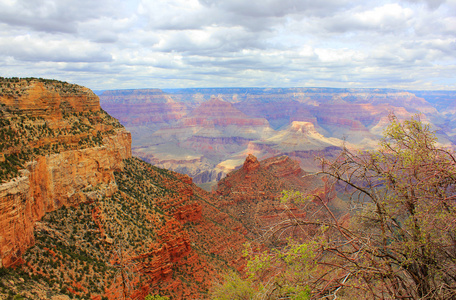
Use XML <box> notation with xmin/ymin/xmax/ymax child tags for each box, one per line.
<box><xmin>0</xmin><ymin>78</ymin><xmax>131</xmax><ymax>267</ymax></box>
<box><xmin>216</xmin><ymin>154</ymin><xmax>321</xmax><ymax>238</ymax></box>
<box><xmin>0</xmin><ymin>78</ymin><xmax>99</xmax><ymax>118</ymax></box>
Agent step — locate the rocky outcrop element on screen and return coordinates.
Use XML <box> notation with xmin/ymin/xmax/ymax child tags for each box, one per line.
<box><xmin>0</xmin><ymin>78</ymin><xmax>132</xmax><ymax>267</ymax></box>
<box><xmin>0</xmin><ymin>78</ymin><xmax>99</xmax><ymax>117</ymax></box>
<box><xmin>0</xmin><ymin>131</ymin><xmax>131</xmax><ymax>267</ymax></box>
<box><xmin>216</xmin><ymin>154</ymin><xmax>322</xmax><ymax>238</ymax></box>
<box><xmin>0</xmin><ymin>175</ymin><xmax>33</xmax><ymax>267</ymax></box>
<box><xmin>243</xmin><ymin>154</ymin><xmax>260</xmax><ymax>173</ymax></box>
<box><xmin>28</xmin><ymin>129</ymin><xmax>131</xmax><ymax>209</ymax></box>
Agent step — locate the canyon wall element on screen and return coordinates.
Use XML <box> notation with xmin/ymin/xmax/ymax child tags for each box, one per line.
<box><xmin>0</xmin><ymin>78</ymin><xmax>132</xmax><ymax>267</ymax></box>
<box><xmin>0</xmin><ymin>79</ymin><xmax>248</xmax><ymax>300</ymax></box>
<box><xmin>101</xmin><ymin>87</ymin><xmax>456</xmax><ymax>189</ymax></box>
<box><xmin>99</xmin><ymin>89</ymin><xmax>189</xmax><ymax>127</ymax></box>
<box><xmin>0</xmin><ymin>78</ymin><xmax>100</xmax><ymax>117</ymax></box>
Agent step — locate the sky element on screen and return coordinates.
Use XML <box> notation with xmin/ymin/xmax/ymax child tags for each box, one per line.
<box><xmin>0</xmin><ymin>0</ymin><xmax>455</xmax><ymax>90</ymax></box>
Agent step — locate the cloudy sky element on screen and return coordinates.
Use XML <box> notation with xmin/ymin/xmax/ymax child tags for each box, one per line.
<box><xmin>0</xmin><ymin>0</ymin><xmax>455</xmax><ymax>90</ymax></box>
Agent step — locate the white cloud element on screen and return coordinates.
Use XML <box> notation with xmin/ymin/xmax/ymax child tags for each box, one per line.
<box><xmin>354</xmin><ymin>4</ymin><xmax>413</xmax><ymax>29</ymax></box>
<box><xmin>0</xmin><ymin>34</ymin><xmax>112</xmax><ymax>62</ymax></box>
<box><xmin>0</xmin><ymin>0</ymin><xmax>455</xmax><ymax>90</ymax></box>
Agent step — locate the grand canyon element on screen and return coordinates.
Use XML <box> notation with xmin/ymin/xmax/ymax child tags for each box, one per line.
<box><xmin>99</xmin><ymin>87</ymin><xmax>456</xmax><ymax>190</ymax></box>
<box><xmin>1</xmin><ymin>78</ymin><xmax>456</xmax><ymax>299</ymax></box>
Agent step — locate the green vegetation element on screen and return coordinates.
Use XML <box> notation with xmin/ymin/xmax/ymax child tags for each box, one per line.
<box><xmin>0</xmin><ymin>96</ymin><xmax>123</xmax><ymax>183</ymax></box>
<box><xmin>0</xmin><ymin>159</ymin><xmax>160</xmax><ymax>298</ymax></box>
<box><xmin>0</xmin><ymin>77</ymin><xmax>85</xmax><ymax>96</ymax></box>
<box><xmin>0</xmin><ymin>157</ymin><xmax>215</xmax><ymax>299</ymax></box>
<box><xmin>211</xmin><ymin>271</ymin><xmax>255</xmax><ymax>300</ymax></box>
<box><xmin>145</xmin><ymin>294</ymin><xmax>170</xmax><ymax>300</ymax></box>
<box><xmin>213</xmin><ymin>115</ymin><xmax>456</xmax><ymax>300</ymax></box>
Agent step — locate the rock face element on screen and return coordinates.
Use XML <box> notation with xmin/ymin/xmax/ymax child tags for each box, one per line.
<box><xmin>0</xmin><ymin>131</ymin><xmax>131</xmax><ymax>267</ymax></box>
<box><xmin>99</xmin><ymin>89</ymin><xmax>188</xmax><ymax>127</ymax></box>
<box><xmin>0</xmin><ymin>78</ymin><xmax>99</xmax><ymax>117</ymax></box>
<box><xmin>0</xmin><ymin>78</ymin><xmax>249</xmax><ymax>300</ymax></box>
<box><xmin>0</xmin><ymin>78</ymin><xmax>132</xmax><ymax>267</ymax></box>
<box><xmin>215</xmin><ymin>154</ymin><xmax>322</xmax><ymax>237</ymax></box>
<box><xmin>120</xmin><ymin>160</ymin><xmax>248</xmax><ymax>298</ymax></box>
<box><xmin>2</xmin><ymin>157</ymin><xmax>248</xmax><ymax>300</ymax></box>
<box><xmin>243</xmin><ymin>154</ymin><xmax>260</xmax><ymax>173</ymax></box>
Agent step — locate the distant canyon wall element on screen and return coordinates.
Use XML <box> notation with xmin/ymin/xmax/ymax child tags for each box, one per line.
<box><xmin>100</xmin><ymin>87</ymin><xmax>456</xmax><ymax>187</ymax></box>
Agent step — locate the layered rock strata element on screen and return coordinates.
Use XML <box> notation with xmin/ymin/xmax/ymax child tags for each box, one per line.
<box><xmin>97</xmin><ymin>158</ymin><xmax>248</xmax><ymax>299</ymax></box>
<box><xmin>0</xmin><ymin>77</ymin><xmax>99</xmax><ymax>117</ymax></box>
<box><xmin>0</xmin><ymin>78</ymin><xmax>249</xmax><ymax>300</ymax></box>
<box><xmin>99</xmin><ymin>89</ymin><xmax>189</xmax><ymax>127</ymax></box>
<box><xmin>101</xmin><ymin>87</ymin><xmax>456</xmax><ymax>186</ymax></box>
<box><xmin>0</xmin><ymin>78</ymin><xmax>131</xmax><ymax>267</ymax></box>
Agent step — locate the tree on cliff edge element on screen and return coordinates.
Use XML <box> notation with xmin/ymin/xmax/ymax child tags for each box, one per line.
<box><xmin>212</xmin><ymin>115</ymin><xmax>456</xmax><ymax>300</ymax></box>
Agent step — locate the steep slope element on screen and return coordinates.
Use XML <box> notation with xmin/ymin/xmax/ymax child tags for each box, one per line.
<box><xmin>0</xmin><ymin>158</ymin><xmax>248</xmax><ymax>299</ymax></box>
<box><xmin>215</xmin><ymin>154</ymin><xmax>326</xmax><ymax>238</ymax></box>
<box><xmin>0</xmin><ymin>77</ymin><xmax>131</xmax><ymax>268</ymax></box>
<box><xmin>0</xmin><ymin>78</ymin><xmax>248</xmax><ymax>300</ymax></box>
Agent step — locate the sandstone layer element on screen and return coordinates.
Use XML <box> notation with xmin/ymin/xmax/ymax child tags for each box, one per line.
<box><xmin>0</xmin><ymin>78</ymin><xmax>99</xmax><ymax>118</ymax></box>
<box><xmin>0</xmin><ymin>78</ymin><xmax>132</xmax><ymax>267</ymax></box>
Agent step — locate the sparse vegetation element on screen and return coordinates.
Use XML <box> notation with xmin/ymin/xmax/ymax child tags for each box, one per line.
<box><xmin>145</xmin><ymin>294</ymin><xmax>170</xmax><ymax>300</ymax></box>
<box><xmin>0</xmin><ymin>77</ymin><xmax>124</xmax><ymax>183</ymax></box>
<box><xmin>0</xmin><ymin>77</ymin><xmax>87</xmax><ymax>96</ymax></box>
<box><xmin>11</xmin><ymin>78</ymin><xmax>454</xmax><ymax>299</ymax></box>
<box><xmin>0</xmin><ymin>157</ymin><xmax>242</xmax><ymax>299</ymax></box>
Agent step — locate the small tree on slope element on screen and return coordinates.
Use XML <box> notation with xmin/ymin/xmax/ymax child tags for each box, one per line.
<box><xmin>212</xmin><ymin>115</ymin><xmax>456</xmax><ymax>300</ymax></box>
